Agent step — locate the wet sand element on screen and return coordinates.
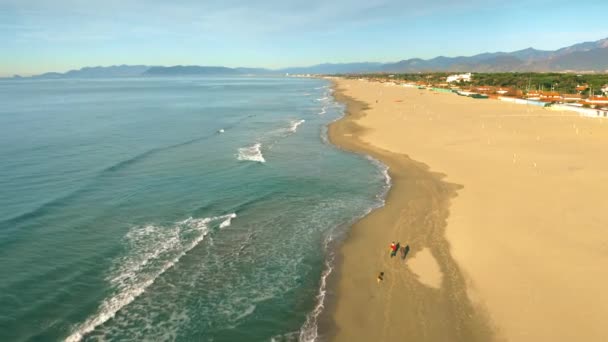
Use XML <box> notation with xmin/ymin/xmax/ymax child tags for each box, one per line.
<box><xmin>326</xmin><ymin>78</ymin><xmax>608</xmax><ymax>342</ymax></box>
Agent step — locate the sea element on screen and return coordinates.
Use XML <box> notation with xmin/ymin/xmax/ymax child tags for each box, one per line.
<box><xmin>0</xmin><ymin>77</ymin><xmax>388</xmax><ymax>341</ymax></box>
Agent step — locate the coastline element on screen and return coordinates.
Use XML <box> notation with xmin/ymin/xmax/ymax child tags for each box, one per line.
<box><xmin>322</xmin><ymin>79</ymin><xmax>495</xmax><ymax>341</ymax></box>
<box><xmin>323</xmin><ymin>77</ymin><xmax>608</xmax><ymax>342</ymax></box>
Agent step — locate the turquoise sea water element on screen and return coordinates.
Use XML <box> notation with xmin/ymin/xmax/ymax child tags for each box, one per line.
<box><xmin>0</xmin><ymin>77</ymin><xmax>387</xmax><ymax>341</ymax></box>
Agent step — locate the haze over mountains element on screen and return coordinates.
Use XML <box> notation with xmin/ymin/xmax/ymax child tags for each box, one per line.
<box><xmin>10</xmin><ymin>37</ymin><xmax>608</xmax><ymax>79</ymax></box>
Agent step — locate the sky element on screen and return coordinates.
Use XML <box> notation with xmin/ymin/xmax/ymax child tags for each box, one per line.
<box><xmin>1</xmin><ymin>0</ymin><xmax>607</xmax><ymax>76</ymax></box>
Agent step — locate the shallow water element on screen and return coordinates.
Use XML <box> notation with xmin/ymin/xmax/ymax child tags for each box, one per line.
<box><xmin>0</xmin><ymin>77</ymin><xmax>386</xmax><ymax>341</ymax></box>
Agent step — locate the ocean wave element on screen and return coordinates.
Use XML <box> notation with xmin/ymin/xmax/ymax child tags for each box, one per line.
<box><xmin>271</xmin><ymin>331</ymin><xmax>300</xmax><ymax>342</ymax></box>
<box><xmin>101</xmin><ymin>134</ymin><xmax>213</xmax><ymax>174</ymax></box>
<box><xmin>0</xmin><ymin>187</ymin><xmax>87</xmax><ymax>230</ymax></box>
<box><xmin>234</xmin><ymin>304</ymin><xmax>256</xmax><ymax>321</ymax></box>
<box><xmin>65</xmin><ymin>213</ymin><xmax>236</xmax><ymax>342</ymax></box>
<box><xmin>0</xmin><ymin>134</ymin><xmax>221</xmax><ymax>230</ymax></box>
<box><xmin>299</xmin><ymin>234</ymin><xmax>334</xmax><ymax>342</ymax></box>
<box><xmin>315</xmin><ymin>96</ymin><xmax>329</xmax><ymax>102</ymax></box>
<box><xmin>288</xmin><ymin>119</ymin><xmax>305</xmax><ymax>133</ymax></box>
<box><xmin>318</xmin><ymin>107</ymin><xmax>327</xmax><ymax>115</ymax></box>
<box><xmin>365</xmin><ymin>156</ymin><xmax>391</xmax><ymax>188</ymax></box>
<box><xmin>237</xmin><ymin>143</ymin><xmax>265</xmax><ymax>163</ymax></box>
<box><xmin>365</xmin><ymin>155</ymin><xmax>391</xmax><ymax>207</ymax></box>
<box><xmin>219</xmin><ymin>213</ymin><xmax>236</xmax><ymax>228</ymax></box>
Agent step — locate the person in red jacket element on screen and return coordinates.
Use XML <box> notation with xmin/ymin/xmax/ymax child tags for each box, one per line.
<box><xmin>390</xmin><ymin>242</ymin><xmax>397</xmax><ymax>257</ymax></box>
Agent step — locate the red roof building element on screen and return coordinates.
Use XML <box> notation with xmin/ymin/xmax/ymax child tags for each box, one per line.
<box><xmin>561</xmin><ymin>94</ymin><xmax>583</xmax><ymax>102</ymax></box>
<box><xmin>584</xmin><ymin>96</ymin><xmax>608</xmax><ymax>105</ymax></box>
<box><xmin>540</xmin><ymin>91</ymin><xmax>561</xmax><ymax>100</ymax></box>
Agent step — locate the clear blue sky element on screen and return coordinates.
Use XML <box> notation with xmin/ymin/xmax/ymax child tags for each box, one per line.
<box><xmin>2</xmin><ymin>0</ymin><xmax>607</xmax><ymax>76</ymax></box>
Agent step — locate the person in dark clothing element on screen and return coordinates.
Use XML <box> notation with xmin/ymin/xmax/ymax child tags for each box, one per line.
<box><xmin>390</xmin><ymin>242</ymin><xmax>400</xmax><ymax>257</ymax></box>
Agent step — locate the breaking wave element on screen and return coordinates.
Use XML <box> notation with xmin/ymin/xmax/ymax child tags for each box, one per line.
<box><xmin>65</xmin><ymin>214</ymin><xmax>237</xmax><ymax>342</ymax></box>
<box><xmin>298</xmin><ymin>234</ymin><xmax>334</xmax><ymax>342</ymax></box>
<box><xmin>237</xmin><ymin>143</ymin><xmax>265</xmax><ymax>163</ymax></box>
<box><xmin>288</xmin><ymin>119</ymin><xmax>305</xmax><ymax>133</ymax></box>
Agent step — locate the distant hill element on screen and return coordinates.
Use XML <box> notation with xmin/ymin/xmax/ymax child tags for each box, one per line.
<box><xmin>34</xmin><ymin>65</ymin><xmax>150</xmax><ymax>79</ymax></box>
<box><xmin>22</xmin><ymin>65</ymin><xmax>276</xmax><ymax>79</ymax></box>
<box><xmin>142</xmin><ymin>65</ymin><xmax>275</xmax><ymax>76</ymax></box>
<box><xmin>7</xmin><ymin>37</ymin><xmax>608</xmax><ymax>79</ymax></box>
<box><xmin>282</xmin><ymin>37</ymin><xmax>608</xmax><ymax>74</ymax></box>
<box><xmin>279</xmin><ymin>62</ymin><xmax>384</xmax><ymax>75</ymax></box>
<box><xmin>534</xmin><ymin>47</ymin><xmax>608</xmax><ymax>72</ymax></box>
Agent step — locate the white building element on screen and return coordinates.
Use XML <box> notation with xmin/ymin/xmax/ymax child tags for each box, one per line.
<box><xmin>446</xmin><ymin>73</ymin><xmax>472</xmax><ymax>83</ymax></box>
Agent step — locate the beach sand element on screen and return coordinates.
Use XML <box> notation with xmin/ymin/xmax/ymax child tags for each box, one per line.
<box><xmin>326</xmin><ymin>78</ymin><xmax>608</xmax><ymax>342</ymax></box>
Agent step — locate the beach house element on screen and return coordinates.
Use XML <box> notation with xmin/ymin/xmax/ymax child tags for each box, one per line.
<box><xmin>576</xmin><ymin>84</ymin><xmax>589</xmax><ymax>93</ymax></box>
<box><xmin>474</xmin><ymin>86</ymin><xmax>492</xmax><ymax>94</ymax></box>
<box><xmin>526</xmin><ymin>90</ymin><xmax>541</xmax><ymax>100</ymax></box>
<box><xmin>583</xmin><ymin>96</ymin><xmax>608</xmax><ymax>106</ymax></box>
<box><xmin>539</xmin><ymin>91</ymin><xmax>561</xmax><ymax>102</ymax></box>
<box><xmin>446</xmin><ymin>73</ymin><xmax>472</xmax><ymax>83</ymax></box>
<box><xmin>561</xmin><ymin>94</ymin><xmax>583</xmax><ymax>102</ymax></box>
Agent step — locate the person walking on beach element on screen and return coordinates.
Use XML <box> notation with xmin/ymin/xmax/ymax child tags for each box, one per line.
<box><xmin>377</xmin><ymin>272</ymin><xmax>384</xmax><ymax>284</ymax></box>
<box><xmin>390</xmin><ymin>242</ymin><xmax>400</xmax><ymax>258</ymax></box>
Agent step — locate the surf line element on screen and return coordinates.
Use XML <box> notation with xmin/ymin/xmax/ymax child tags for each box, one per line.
<box><xmin>65</xmin><ymin>214</ymin><xmax>236</xmax><ymax>342</ymax></box>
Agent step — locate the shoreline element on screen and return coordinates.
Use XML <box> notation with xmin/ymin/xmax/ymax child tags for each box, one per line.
<box><xmin>322</xmin><ymin>77</ymin><xmax>608</xmax><ymax>342</ymax></box>
<box><xmin>321</xmin><ymin>79</ymin><xmax>495</xmax><ymax>341</ymax></box>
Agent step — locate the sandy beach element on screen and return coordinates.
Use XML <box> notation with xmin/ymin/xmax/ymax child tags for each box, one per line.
<box><xmin>326</xmin><ymin>78</ymin><xmax>608</xmax><ymax>342</ymax></box>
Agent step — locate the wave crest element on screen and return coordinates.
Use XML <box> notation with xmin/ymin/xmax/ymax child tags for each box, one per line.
<box><xmin>288</xmin><ymin>119</ymin><xmax>305</xmax><ymax>133</ymax></box>
<box><xmin>237</xmin><ymin>143</ymin><xmax>265</xmax><ymax>163</ymax></box>
<box><xmin>65</xmin><ymin>213</ymin><xmax>236</xmax><ymax>342</ymax></box>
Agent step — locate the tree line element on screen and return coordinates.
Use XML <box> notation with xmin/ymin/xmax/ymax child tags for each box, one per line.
<box><xmin>344</xmin><ymin>72</ymin><xmax>608</xmax><ymax>95</ymax></box>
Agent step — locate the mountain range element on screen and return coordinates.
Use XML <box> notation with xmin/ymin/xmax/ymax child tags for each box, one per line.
<box><xmin>9</xmin><ymin>37</ymin><xmax>608</xmax><ymax>79</ymax></box>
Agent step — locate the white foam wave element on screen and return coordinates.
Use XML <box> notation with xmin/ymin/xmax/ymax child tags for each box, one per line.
<box><xmin>314</xmin><ymin>85</ymin><xmax>329</xmax><ymax>90</ymax></box>
<box><xmin>65</xmin><ymin>213</ymin><xmax>236</xmax><ymax>342</ymax></box>
<box><xmin>271</xmin><ymin>331</ymin><xmax>300</xmax><ymax>342</ymax></box>
<box><xmin>299</xmin><ymin>235</ymin><xmax>334</xmax><ymax>342</ymax></box>
<box><xmin>318</xmin><ymin>107</ymin><xmax>327</xmax><ymax>115</ymax></box>
<box><xmin>288</xmin><ymin>119</ymin><xmax>305</xmax><ymax>133</ymax></box>
<box><xmin>316</xmin><ymin>96</ymin><xmax>329</xmax><ymax>102</ymax></box>
<box><xmin>382</xmin><ymin>168</ymin><xmax>391</xmax><ymax>186</ymax></box>
<box><xmin>366</xmin><ymin>155</ymin><xmax>391</xmax><ymax>187</ymax></box>
<box><xmin>237</xmin><ymin>143</ymin><xmax>265</xmax><ymax>163</ymax></box>
<box><xmin>365</xmin><ymin>156</ymin><xmax>392</xmax><ymax>208</ymax></box>
<box><xmin>234</xmin><ymin>304</ymin><xmax>256</xmax><ymax>321</ymax></box>
<box><xmin>219</xmin><ymin>213</ymin><xmax>236</xmax><ymax>228</ymax></box>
